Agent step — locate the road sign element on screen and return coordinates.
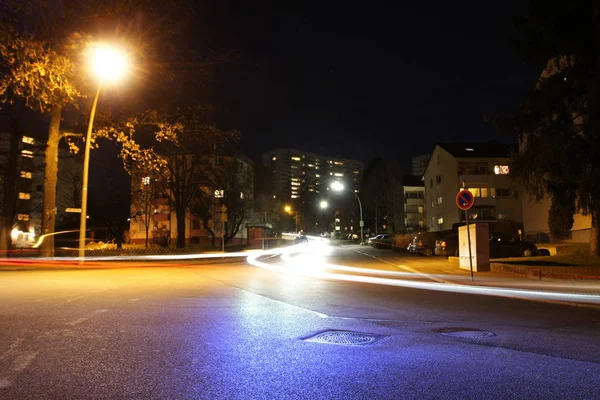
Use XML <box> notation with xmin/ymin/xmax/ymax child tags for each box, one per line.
<box><xmin>456</xmin><ymin>189</ymin><xmax>474</xmax><ymax>210</ymax></box>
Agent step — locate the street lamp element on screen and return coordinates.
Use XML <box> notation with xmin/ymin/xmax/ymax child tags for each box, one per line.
<box><xmin>79</xmin><ymin>45</ymin><xmax>128</xmax><ymax>258</ymax></box>
<box><xmin>331</xmin><ymin>182</ymin><xmax>364</xmax><ymax>244</ymax></box>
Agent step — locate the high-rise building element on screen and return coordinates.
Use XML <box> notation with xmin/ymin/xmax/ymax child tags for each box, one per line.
<box><xmin>262</xmin><ymin>148</ymin><xmax>363</xmax><ymax>202</ymax></box>
<box><xmin>0</xmin><ymin>132</ymin><xmax>82</xmax><ymax>248</ymax></box>
<box><xmin>411</xmin><ymin>154</ymin><xmax>431</xmax><ymax>177</ymax></box>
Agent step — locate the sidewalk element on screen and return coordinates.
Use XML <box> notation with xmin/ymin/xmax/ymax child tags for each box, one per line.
<box><xmin>338</xmin><ymin>243</ymin><xmax>600</xmax><ymax>295</ymax></box>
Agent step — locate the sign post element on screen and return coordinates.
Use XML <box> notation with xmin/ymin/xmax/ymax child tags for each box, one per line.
<box><xmin>456</xmin><ymin>188</ymin><xmax>475</xmax><ymax>281</ymax></box>
<box><xmin>220</xmin><ymin>204</ymin><xmax>227</xmax><ymax>254</ymax></box>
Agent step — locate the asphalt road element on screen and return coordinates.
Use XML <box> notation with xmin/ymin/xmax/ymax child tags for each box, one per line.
<box><xmin>1</xmin><ymin>243</ymin><xmax>600</xmax><ymax>399</ymax></box>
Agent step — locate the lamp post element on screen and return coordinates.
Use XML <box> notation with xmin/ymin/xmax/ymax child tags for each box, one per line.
<box><xmin>331</xmin><ymin>181</ymin><xmax>364</xmax><ymax>244</ymax></box>
<box><xmin>79</xmin><ymin>45</ymin><xmax>127</xmax><ymax>258</ymax></box>
<box><xmin>284</xmin><ymin>205</ymin><xmax>298</xmax><ymax>232</ymax></box>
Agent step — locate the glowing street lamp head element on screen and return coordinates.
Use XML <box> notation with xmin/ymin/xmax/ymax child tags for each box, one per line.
<box><xmin>89</xmin><ymin>45</ymin><xmax>128</xmax><ymax>82</ymax></box>
<box><xmin>331</xmin><ymin>181</ymin><xmax>344</xmax><ymax>192</ymax></box>
<box><xmin>284</xmin><ymin>205</ymin><xmax>292</xmax><ymax>213</ymax></box>
<box><xmin>320</xmin><ymin>201</ymin><xmax>328</xmax><ymax>209</ymax></box>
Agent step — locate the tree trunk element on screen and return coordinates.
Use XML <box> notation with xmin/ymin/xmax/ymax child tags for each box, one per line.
<box><xmin>0</xmin><ymin>126</ymin><xmax>20</xmax><ymax>254</ymax></box>
<box><xmin>590</xmin><ymin>210</ymin><xmax>600</xmax><ymax>256</ymax></box>
<box><xmin>176</xmin><ymin>205</ymin><xmax>186</xmax><ymax>248</ymax></box>
<box><xmin>40</xmin><ymin>107</ymin><xmax>62</xmax><ymax>257</ymax></box>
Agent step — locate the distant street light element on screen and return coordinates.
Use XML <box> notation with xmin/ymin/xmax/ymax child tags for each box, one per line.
<box><xmin>331</xmin><ymin>182</ymin><xmax>364</xmax><ymax>244</ymax></box>
<box><xmin>284</xmin><ymin>205</ymin><xmax>298</xmax><ymax>232</ymax></box>
<box><xmin>320</xmin><ymin>200</ymin><xmax>328</xmax><ymax>209</ymax></box>
<box><xmin>79</xmin><ymin>44</ymin><xmax>128</xmax><ymax>258</ymax></box>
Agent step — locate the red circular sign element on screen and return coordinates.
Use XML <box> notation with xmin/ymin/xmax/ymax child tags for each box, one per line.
<box><xmin>456</xmin><ymin>190</ymin><xmax>474</xmax><ymax>210</ymax></box>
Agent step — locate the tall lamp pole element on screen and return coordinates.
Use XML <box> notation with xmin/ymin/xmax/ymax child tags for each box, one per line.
<box><xmin>331</xmin><ymin>181</ymin><xmax>364</xmax><ymax>244</ymax></box>
<box><xmin>353</xmin><ymin>191</ymin><xmax>364</xmax><ymax>244</ymax></box>
<box><xmin>78</xmin><ymin>45</ymin><xmax>127</xmax><ymax>259</ymax></box>
<box><xmin>78</xmin><ymin>83</ymin><xmax>102</xmax><ymax>258</ymax></box>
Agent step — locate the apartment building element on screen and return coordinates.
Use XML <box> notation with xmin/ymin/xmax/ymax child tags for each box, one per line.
<box><xmin>0</xmin><ymin>132</ymin><xmax>82</xmax><ymax>248</ymax></box>
<box><xmin>395</xmin><ymin>175</ymin><xmax>425</xmax><ymax>233</ymax></box>
<box><xmin>128</xmin><ymin>154</ymin><xmax>254</xmax><ymax>246</ymax></box>
<box><xmin>262</xmin><ymin>148</ymin><xmax>363</xmax><ymax>202</ymax></box>
<box><xmin>411</xmin><ymin>154</ymin><xmax>430</xmax><ymax>177</ymax></box>
<box><xmin>423</xmin><ymin>142</ymin><xmax>522</xmax><ymax>233</ymax></box>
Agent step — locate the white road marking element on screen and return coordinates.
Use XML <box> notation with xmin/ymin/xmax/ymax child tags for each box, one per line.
<box><xmin>66</xmin><ymin>309</ymin><xmax>109</xmax><ymax>326</ymax></box>
<box><xmin>241</xmin><ymin>290</ymin><xmax>329</xmax><ymax>318</ymax></box>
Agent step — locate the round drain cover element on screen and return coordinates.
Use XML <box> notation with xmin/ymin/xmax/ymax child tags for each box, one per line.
<box><xmin>305</xmin><ymin>330</ymin><xmax>379</xmax><ymax>346</ymax></box>
<box><xmin>438</xmin><ymin>328</ymin><xmax>496</xmax><ymax>339</ymax></box>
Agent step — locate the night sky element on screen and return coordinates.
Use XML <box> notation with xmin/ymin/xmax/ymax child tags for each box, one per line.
<box><xmin>206</xmin><ymin>0</ymin><xmax>539</xmax><ymax>171</ymax></box>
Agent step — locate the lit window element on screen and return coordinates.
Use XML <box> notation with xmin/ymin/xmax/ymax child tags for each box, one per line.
<box><xmin>21</xmin><ymin>150</ymin><xmax>33</xmax><ymax>158</ymax></box>
<box><xmin>142</xmin><ymin>176</ymin><xmax>150</xmax><ymax>185</ymax></box>
<box><xmin>19</xmin><ymin>192</ymin><xmax>31</xmax><ymax>200</ymax></box>
<box><xmin>315</xmin><ymin>174</ymin><xmax>320</xmax><ymax>178</ymax></box>
<box><xmin>22</xmin><ymin>136</ymin><xmax>34</xmax><ymax>144</ymax></box>
<box><xmin>20</xmin><ymin>171</ymin><xmax>32</xmax><ymax>179</ymax></box>
<box><xmin>334</xmin><ymin>161</ymin><xmax>344</xmax><ymax>165</ymax></box>
<box><xmin>334</xmin><ymin>173</ymin><xmax>344</xmax><ymax>177</ymax></box>
<box><xmin>437</xmin><ymin>196</ymin><xmax>443</xmax><ymax>205</ymax></box>
<box><xmin>291</xmin><ymin>195</ymin><xmax>299</xmax><ymax>199</ymax></box>
<box><xmin>469</xmin><ymin>188</ymin><xmax>481</xmax><ymax>197</ymax></box>
<box><xmin>481</xmin><ymin>188</ymin><xmax>488</xmax><ymax>198</ymax></box>
<box><xmin>17</xmin><ymin>214</ymin><xmax>29</xmax><ymax>221</ymax></box>
<box><xmin>291</xmin><ymin>156</ymin><xmax>301</xmax><ymax>161</ymax></box>
<box><xmin>309</xmin><ymin>188</ymin><xmax>314</xmax><ymax>192</ymax></box>
<box><xmin>214</xmin><ymin>189</ymin><xmax>224</xmax><ymax>198</ymax></box>
<box><xmin>240</xmin><ymin>192</ymin><xmax>244</xmax><ymax>199</ymax></box>
<box><xmin>437</xmin><ymin>217</ymin><xmax>444</xmax><ymax>225</ymax></box>
<box><xmin>354</xmin><ymin>170</ymin><xmax>359</xmax><ymax>174</ymax></box>
<box><xmin>335</xmin><ymin>218</ymin><xmax>340</xmax><ymax>223</ymax></box>
<box><xmin>494</xmin><ymin>165</ymin><xmax>510</xmax><ymax>175</ymax></box>
<box><xmin>329</xmin><ymin>172</ymin><xmax>333</xmax><ymax>175</ymax></box>
<box><xmin>465</xmin><ymin>147</ymin><xmax>474</xmax><ymax>151</ymax></box>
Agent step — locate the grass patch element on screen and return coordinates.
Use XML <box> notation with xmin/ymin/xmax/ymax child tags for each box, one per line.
<box><xmin>493</xmin><ymin>246</ymin><xmax>600</xmax><ymax>267</ymax></box>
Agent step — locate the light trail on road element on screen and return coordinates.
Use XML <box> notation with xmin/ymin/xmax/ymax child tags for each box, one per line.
<box><xmin>246</xmin><ymin>236</ymin><xmax>600</xmax><ymax>307</ymax></box>
<box><xmin>2</xmin><ymin>235</ymin><xmax>599</xmax><ymax>306</ymax></box>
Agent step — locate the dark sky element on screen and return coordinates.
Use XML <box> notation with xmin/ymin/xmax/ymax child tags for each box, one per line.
<box><xmin>206</xmin><ymin>0</ymin><xmax>539</xmax><ymax>172</ymax></box>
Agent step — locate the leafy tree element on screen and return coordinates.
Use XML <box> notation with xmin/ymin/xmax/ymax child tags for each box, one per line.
<box><xmin>362</xmin><ymin>158</ymin><xmax>400</xmax><ymax>233</ymax></box>
<box><xmin>207</xmin><ymin>156</ymin><xmax>254</xmax><ymax>244</ymax></box>
<box><xmin>0</xmin><ymin>0</ymin><xmax>197</xmax><ymax>254</ymax></box>
<box><xmin>253</xmin><ymin>163</ymin><xmax>282</xmax><ymax>232</ymax></box>
<box><xmin>97</xmin><ymin>105</ymin><xmax>240</xmax><ymax>248</ymax></box>
<box><xmin>490</xmin><ymin>1</ymin><xmax>600</xmax><ymax>254</ymax></box>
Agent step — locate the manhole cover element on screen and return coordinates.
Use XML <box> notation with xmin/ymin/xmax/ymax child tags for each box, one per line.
<box><xmin>438</xmin><ymin>328</ymin><xmax>496</xmax><ymax>339</ymax></box>
<box><xmin>304</xmin><ymin>330</ymin><xmax>381</xmax><ymax>346</ymax></box>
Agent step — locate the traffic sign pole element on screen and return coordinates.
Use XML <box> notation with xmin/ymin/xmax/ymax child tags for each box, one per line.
<box><xmin>465</xmin><ymin>209</ymin><xmax>474</xmax><ymax>281</ymax></box>
<box><xmin>456</xmin><ymin>187</ymin><xmax>475</xmax><ymax>281</ymax></box>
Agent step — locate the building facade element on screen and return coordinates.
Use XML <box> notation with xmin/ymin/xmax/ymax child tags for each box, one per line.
<box><xmin>394</xmin><ymin>175</ymin><xmax>425</xmax><ymax>233</ymax></box>
<box><xmin>411</xmin><ymin>154</ymin><xmax>431</xmax><ymax>177</ymax></box>
<box><xmin>128</xmin><ymin>154</ymin><xmax>254</xmax><ymax>246</ymax></box>
<box><xmin>261</xmin><ymin>148</ymin><xmax>363</xmax><ymax>202</ymax></box>
<box><xmin>423</xmin><ymin>142</ymin><xmax>523</xmax><ymax>233</ymax></box>
<box><xmin>0</xmin><ymin>132</ymin><xmax>82</xmax><ymax>248</ymax></box>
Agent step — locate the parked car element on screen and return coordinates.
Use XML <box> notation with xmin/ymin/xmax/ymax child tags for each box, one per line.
<box><xmin>367</xmin><ymin>234</ymin><xmax>386</xmax><ymax>246</ymax></box>
<box><xmin>368</xmin><ymin>233</ymin><xmax>393</xmax><ymax>248</ymax></box>
<box><xmin>434</xmin><ymin>234</ymin><xmax>459</xmax><ymax>257</ymax></box>
<box><xmin>434</xmin><ymin>232</ymin><xmax>538</xmax><ymax>258</ymax></box>
<box><xmin>407</xmin><ymin>232</ymin><xmax>439</xmax><ymax>256</ymax></box>
<box><xmin>489</xmin><ymin>232</ymin><xmax>538</xmax><ymax>258</ymax></box>
<box><xmin>295</xmin><ymin>234</ymin><xmax>308</xmax><ymax>244</ymax></box>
